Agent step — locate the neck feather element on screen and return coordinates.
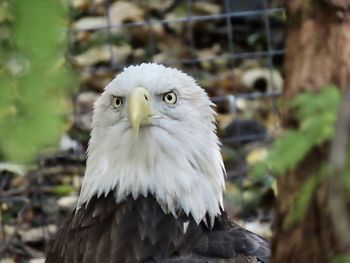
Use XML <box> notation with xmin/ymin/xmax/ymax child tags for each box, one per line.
<box><xmin>78</xmin><ymin>123</ymin><xmax>225</xmax><ymax>224</ymax></box>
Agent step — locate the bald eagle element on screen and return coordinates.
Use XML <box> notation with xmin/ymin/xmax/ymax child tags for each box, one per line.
<box><xmin>46</xmin><ymin>64</ymin><xmax>270</xmax><ymax>263</ymax></box>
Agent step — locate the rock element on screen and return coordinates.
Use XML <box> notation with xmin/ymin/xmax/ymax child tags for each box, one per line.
<box><xmin>74</xmin><ymin>92</ymin><xmax>100</xmax><ymax>131</ymax></box>
<box><xmin>73</xmin><ymin>45</ymin><xmax>131</xmax><ymax>67</ymax></box>
<box><xmin>196</xmin><ymin>44</ymin><xmax>222</xmax><ymax>71</ymax></box>
<box><xmin>193</xmin><ymin>2</ymin><xmax>221</xmax><ymax>15</ymax></box>
<box><xmin>241</xmin><ymin>68</ymin><xmax>284</xmax><ymax>93</ymax></box>
<box><xmin>164</xmin><ymin>13</ymin><xmax>184</xmax><ymax>35</ymax></box>
<box><xmin>141</xmin><ymin>0</ymin><xmax>173</xmax><ymax>12</ymax></box>
<box><xmin>244</xmin><ymin>221</ymin><xmax>272</xmax><ymax>239</ymax></box>
<box><xmin>0</xmin><ymin>162</ymin><xmax>26</xmax><ymax>176</ymax></box>
<box><xmin>132</xmin><ymin>48</ymin><xmax>146</xmax><ymax>62</ymax></box>
<box><xmin>4</xmin><ymin>225</ymin><xmax>15</xmax><ymax>236</ymax></box>
<box><xmin>236</xmin><ymin>98</ymin><xmax>248</xmax><ymax>111</ymax></box>
<box><xmin>109</xmin><ymin>1</ymin><xmax>144</xmax><ymax>27</ymax></box>
<box><xmin>73</xmin><ymin>17</ymin><xmax>107</xmax><ymax>31</ymax></box>
<box><xmin>205</xmin><ymin>69</ymin><xmax>251</xmax><ymax>98</ymax></box>
<box><xmin>57</xmin><ymin>195</ymin><xmax>78</xmax><ymax>211</ymax></box>
<box><xmin>155</xmin><ymin>37</ymin><xmax>190</xmax><ymax>63</ymax></box>
<box><xmin>29</xmin><ymin>259</ymin><xmax>45</xmax><ymax>263</ymax></box>
<box><xmin>18</xmin><ymin>225</ymin><xmax>57</xmax><ymax>243</ymax></box>
<box><xmin>68</xmin><ymin>0</ymin><xmax>89</xmax><ymax>9</ymax></box>
<box><xmin>80</xmin><ymin>67</ymin><xmax>114</xmax><ymax>92</ymax></box>
<box><xmin>69</xmin><ymin>0</ymin><xmax>105</xmax><ymax>10</ymax></box>
<box><xmin>59</xmin><ymin>134</ymin><xmax>81</xmax><ymax>152</ymax></box>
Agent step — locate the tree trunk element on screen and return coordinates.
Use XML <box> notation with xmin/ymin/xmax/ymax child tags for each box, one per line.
<box><xmin>273</xmin><ymin>0</ymin><xmax>350</xmax><ymax>262</ymax></box>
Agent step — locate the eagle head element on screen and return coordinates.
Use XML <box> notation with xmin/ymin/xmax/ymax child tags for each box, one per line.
<box><xmin>78</xmin><ymin>63</ymin><xmax>226</xmax><ymax>224</ymax></box>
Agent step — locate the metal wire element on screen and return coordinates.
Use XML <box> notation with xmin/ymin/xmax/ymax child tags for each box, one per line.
<box><xmin>262</xmin><ymin>0</ymin><xmax>281</xmax><ymax>116</ymax></box>
<box><xmin>104</xmin><ymin>0</ymin><xmax>116</xmax><ymax>67</ymax></box>
<box><xmin>72</xmin><ymin>8</ymin><xmax>284</xmax><ymax>32</ymax></box>
<box><xmin>185</xmin><ymin>0</ymin><xmax>196</xmax><ymax>64</ymax></box>
<box><xmin>68</xmin><ymin>0</ymin><xmax>285</xmax><ymax>145</ymax></box>
<box><xmin>145</xmin><ymin>0</ymin><xmax>156</xmax><ymax>60</ymax></box>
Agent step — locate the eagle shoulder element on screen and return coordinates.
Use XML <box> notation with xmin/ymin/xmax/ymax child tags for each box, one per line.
<box><xmin>192</xmin><ymin>213</ymin><xmax>270</xmax><ymax>263</ymax></box>
<box><xmin>46</xmin><ymin>194</ymin><xmax>270</xmax><ymax>263</ymax></box>
<box><xmin>46</xmin><ymin>194</ymin><xmax>203</xmax><ymax>263</ymax></box>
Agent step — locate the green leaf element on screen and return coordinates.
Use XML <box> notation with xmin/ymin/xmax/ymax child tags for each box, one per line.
<box><xmin>252</xmin><ymin>86</ymin><xmax>341</xmax><ymax>177</ymax></box>
<box><xmin>269</xmin><ymin>130</ymin><xmax>313</xmax><ymax>175</ymax></box>
<box><xmin>0</xmin><ymin>0</ymin><xmax>76</xmax><ymax>162</ymax></box>
<box><xmin>290</xmin><ymin>85</ymin><xmax>340</xmax><ymax>122</ymax></box>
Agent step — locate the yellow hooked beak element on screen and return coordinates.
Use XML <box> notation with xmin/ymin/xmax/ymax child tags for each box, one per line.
<box><xmin>128</xmin><ymin>87</ymin><xmax>151</xmax><ymax>137</ymax></box>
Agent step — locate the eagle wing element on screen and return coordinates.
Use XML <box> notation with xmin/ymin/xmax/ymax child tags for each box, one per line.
<box><xmin>46</xmin><ymin>196</ymin><xmax>270</xmax><ymax>263</ymax></box>
<box><xmin>163</xmin><ymin>214</ymin><xmax>270</xmax><ymax>263</ymax></box>
<box><xmin>190</xmin><ymin>213</ymin><xmax>271</xmax><ymax>263</ymax></box>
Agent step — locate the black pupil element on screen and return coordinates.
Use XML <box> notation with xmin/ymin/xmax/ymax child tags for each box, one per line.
<box><xmin>167</xmin><ymin>94</ymin><xmax>172</xmax><ymax>101</ymax></box>
<box><xmin>116</xmin><ymin>98</ymin><xmax>120</xmax><ymax>105</ymax></box>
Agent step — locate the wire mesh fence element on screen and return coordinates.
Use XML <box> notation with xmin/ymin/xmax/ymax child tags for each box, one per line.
<box><xmin>66</xmin><ymin>0</ymin><xmax>285</xmax><ymax>145</ymax></box>
<box><xmin>65</xmin><ymin>0</ymin><xmax>286</xmax><ymax>218</ymax></box>
<box><xmin>0</xmin><ymin>0</ymin><xmax>285</xmax><ymax>260</ymax></box>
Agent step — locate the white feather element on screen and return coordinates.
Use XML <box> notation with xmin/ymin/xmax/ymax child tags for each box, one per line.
<box><xmin>77</xmin><ymin>63</ymin><xmax>226</xmax><ymax>224</ymax></box>
<box><xmin>183</xmin><ymin>220</ymin><xmax>190</xmax><ymax>234</ymax></box>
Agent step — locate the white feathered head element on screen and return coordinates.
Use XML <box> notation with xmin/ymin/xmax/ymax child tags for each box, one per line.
<box><xmin>78</xmin><ymin>63</ymin><xmax>226</xmax><ymax>224</ymax></box>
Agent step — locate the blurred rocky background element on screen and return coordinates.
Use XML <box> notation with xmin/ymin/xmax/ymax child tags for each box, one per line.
<box><xmin>0</xmin><ymin>0</ymin><xmax>285</xmax><ymax>262</ymax></box>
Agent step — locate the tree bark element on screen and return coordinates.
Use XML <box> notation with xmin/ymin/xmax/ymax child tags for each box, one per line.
<box><xmin>273</xmin><ymin>0</ymin><xmax>350</xmax><ymax>262</ymax></box>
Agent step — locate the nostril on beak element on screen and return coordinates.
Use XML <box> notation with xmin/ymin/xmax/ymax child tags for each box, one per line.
<box><xmin>128</xmin><ymin>87</ymin><xmax>152</xmax><ymax>137</ymax></box>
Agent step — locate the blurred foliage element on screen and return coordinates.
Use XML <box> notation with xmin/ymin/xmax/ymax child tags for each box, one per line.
<box><xmin>253</xmin><ymin>86</ymin><xmax>350</xmax><ymax>227</ymax></box>
<box><xmin>253</xmin><ymin>86</ymin><xmax>341</xmax><ymax>177</ymax></box>
<box><xmin>0</xmin><ymin>0</ymin><xmax>76</xmax><ymax>162</ymax></box>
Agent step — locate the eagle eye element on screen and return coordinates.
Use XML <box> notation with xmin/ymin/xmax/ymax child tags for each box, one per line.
<box><xmin>112</xmin><ymin>96</ymin><xmax>123</xmax><ymax>108</ymax></box>
<box><xmin>163</xmin><ymin>91</ymin><xmax>177</xmax><ymax>104</ymax></box>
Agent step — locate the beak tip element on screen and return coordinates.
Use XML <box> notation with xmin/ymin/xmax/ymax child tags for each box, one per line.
<box><xmin>130</xmin><ymin>122</ymin><xmax>140</xmax><ymax>137</ymax></box>
<box><xmin>133</xmin><ymin>128</ymin><xmax>139</xmax><ymax>138</ymax></box>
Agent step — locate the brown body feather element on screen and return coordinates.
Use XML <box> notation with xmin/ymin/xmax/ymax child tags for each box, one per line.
<box><xmin>46</xmin><ymin>194</ymin><xmax>270</xmax><ymax>263</ymax></box>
